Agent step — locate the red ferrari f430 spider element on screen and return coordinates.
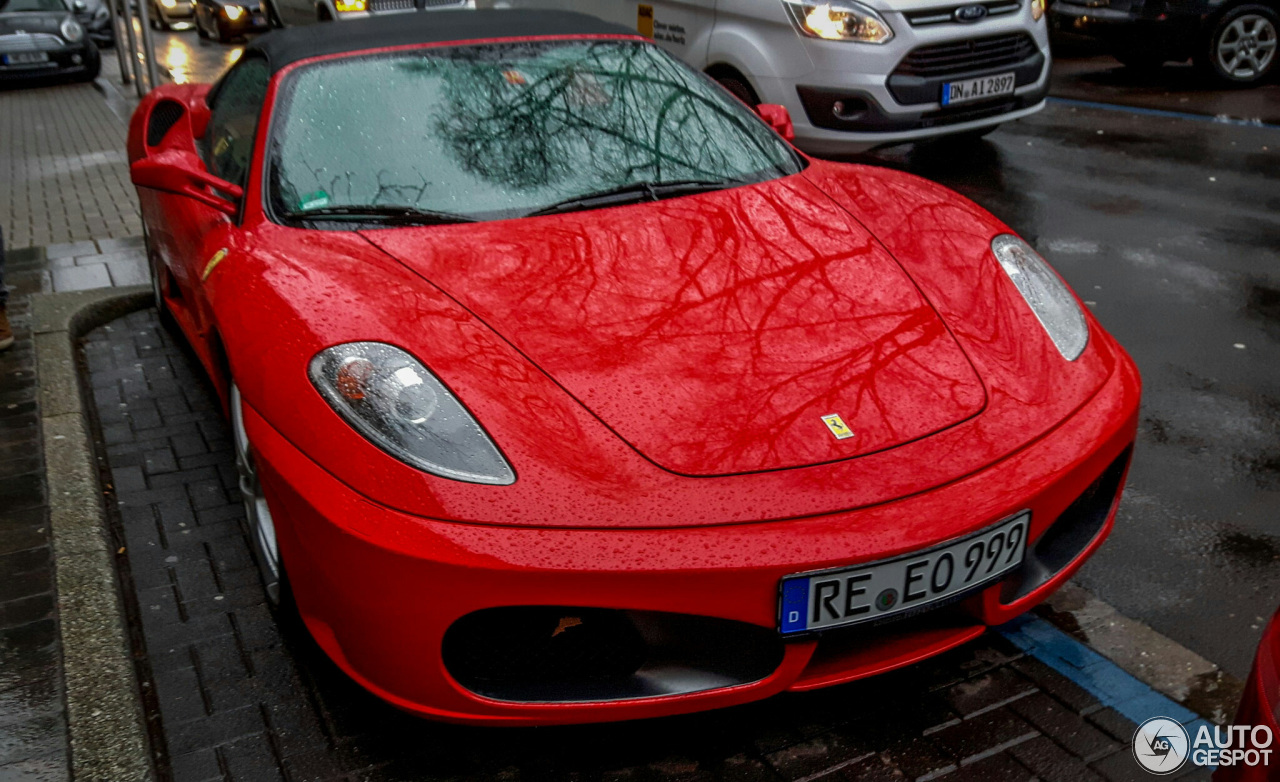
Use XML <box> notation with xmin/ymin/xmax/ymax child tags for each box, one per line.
<box><xmin>128</xmin><ymin>9</ymin><xmax>1141</xmax><ymax>725</ymax></box>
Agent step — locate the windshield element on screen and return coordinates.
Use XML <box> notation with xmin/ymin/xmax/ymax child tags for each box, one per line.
<box><xmin>0</xmin><ymin>0</ymin><xmax>65</xmax><ymax>12</ymax></box>
<box><xmin>268</xmin><ymin>39</ymin><xmax>803</xmax><ymax>225</ymax></box>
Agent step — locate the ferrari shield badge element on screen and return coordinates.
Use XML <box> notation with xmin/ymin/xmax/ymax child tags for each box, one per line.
<box><xmin>821</xmin><ymin>413</ymin><xmax>854</xmax><ymax>440</ymax></box>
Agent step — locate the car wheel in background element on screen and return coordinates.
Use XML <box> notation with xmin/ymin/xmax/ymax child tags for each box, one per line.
<box><xmin>1198</xmin><ymin>4</ymin><xmax>1278</xmax><ymax>85</ymax></box>
<box><xmin>195</xmin><ymin>10</ymin><xmax>209</xmax><ymax>37</ymax></box>
<box><xmin>79</xmin><ymin>48</ymin><xmax>101</xmax><ymax>81</ymax></box>
<box><xmin>714</xmin><ymin>74</ymin><xmax>760</xmax><ymax>107</ymax></box>
<box><xmin>215</xmin><ymin>19</ymin><xmax>232</xmax><ymax>42</ymax></box>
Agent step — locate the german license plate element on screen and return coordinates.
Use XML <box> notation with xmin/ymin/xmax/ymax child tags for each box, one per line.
<box><xmin>2</xmin><ymin>52</ymin><xmax>50</xmax><ymax>66</ymax></box>
<box><xmin>941</xmin><ymin>71</ymin><xmax>1016</xmax><ymax>106</ymax></box>
<box><xmin>779</xmin><ymin>512</ymin><xmax>1029</xmax><ymax>635</ymax></box>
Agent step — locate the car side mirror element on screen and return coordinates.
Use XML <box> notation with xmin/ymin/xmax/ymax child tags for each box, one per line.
<box><xmin>756</xmin><ymin>104</ymin><xmax>795</xmax><ymax>142</ymax></box>
<box><xmin>131</xmin><ymin>156</ymin><xmax>242</xmax><ymax>216</ymax></box>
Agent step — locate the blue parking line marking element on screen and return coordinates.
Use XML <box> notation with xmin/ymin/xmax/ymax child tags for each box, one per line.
<box><xmin>999</xmin><ymin>614</ymin><xmax>1211</xmax><ymax>731</ymax></box>
<box><xmin>1046</xmin><ymin>96</ymin><xmax>1280</xmax><ymax>130</ymax></box>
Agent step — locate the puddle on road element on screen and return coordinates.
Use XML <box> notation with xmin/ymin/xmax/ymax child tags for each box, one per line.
<box><xmin>1245</xmin><ymin>282</ymin><xmax>1280</xmax><ymax>324</ymax></box>
<box><xmin>1213</xmin><ymin>529</ymin><xmax>1280</xmax><ymax>567</ymax></box>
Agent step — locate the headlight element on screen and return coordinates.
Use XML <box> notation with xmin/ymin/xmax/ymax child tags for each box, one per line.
<box><xmin>1030</xmin><ymin>0</ymin><xmax>1045</xmax><ymax>20</ymax></box>
<box><xmin>992</xmin><ymin>235</ymin><xmax>1089</xmax><ymax>361</ymax></box>
<box><xmin>309</xmin><ymin>342</ymin><xmax>516</xmax><ymax>485</ymax></box>
<box><xmin>222</xmin><ymin>4</ymin><xmax>244</xmax><ymax>18</ymax></box>
<box><xmin>782</xmin><ymin>0</ymin><xmax>893</xmax><ymax>43</ymax></box>
<box><xmin>161</xmin><ymin>0</ymin><xmax>177</xmax><ymax>8</ymax></box>
<box><xmin>60</xmin><ymin>17</ymin><xmax>84</xmax><ymax>41</ymax></box>
<box><xmin>334</xmin><ymin>0</ymin><xmax>366</xmax><ymax>12</ymax></box>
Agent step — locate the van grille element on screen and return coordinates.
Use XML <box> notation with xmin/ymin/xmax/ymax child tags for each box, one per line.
<box><xmin>894</xmin><ymin>32</ymin><xmax>1037</xmax><ymax>78</ymax></box>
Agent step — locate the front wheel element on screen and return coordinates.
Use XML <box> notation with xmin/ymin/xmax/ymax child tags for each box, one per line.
<box><xmin>231</xmin><ymin>383</ymin><xmax>285</xmax><ymax>607</ymax></box>
<box><xmin>1197</xmin><ymin>5</ymin><xmax>1278</xmax><ymax>85</ymax></box>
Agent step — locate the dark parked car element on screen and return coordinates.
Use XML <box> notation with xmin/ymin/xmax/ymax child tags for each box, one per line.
<box><xmin>1051</xmin><ymin>0</ymin><xmax>1278</xmax><ymax>84</ymax></box>
<box><xmin>65</xmin><ymin>0</ymin><xmax>112</xmax><ymax>46</ymax></box>
<box><xmin>193</xmin><ymin>0</ymin><xmax>265</xmax><ymax>41</ymax></box>
<box><xmin>0</xmin><ymin>0</ymin><xmax>100</xmax><ymax>82</ymax></box>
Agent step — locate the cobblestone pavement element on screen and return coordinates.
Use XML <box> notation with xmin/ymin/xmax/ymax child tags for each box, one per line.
<box><xmin>0</xmin><ymin>77</ymin><xmax>142</xmax><ymax>250</ymax></box>
<box><xmin>81</xmin><ymin>308</ymin><xmax>1211</xmax><ymax>782</ymax></box>
<box><xmin>0</xmin><ymin>247</ymin><xmax>69</xmax><ymax>782</ymax></box>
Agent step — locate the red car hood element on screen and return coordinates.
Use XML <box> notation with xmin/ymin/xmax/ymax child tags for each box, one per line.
<box><xmin>362</xmin><ymin>175</ymin><xmax>986</xmax><ymax>476</ymax></box>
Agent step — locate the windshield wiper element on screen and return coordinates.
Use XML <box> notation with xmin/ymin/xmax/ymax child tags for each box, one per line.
<box><xmin>526</xmin><ymin>179</ymin><xmax>743</xmax><ymax>217</ymax></box>
<box><xmin>286</xmin><ymin>205</ymin><xmax>476</xmax><ymax>226</ymax></box>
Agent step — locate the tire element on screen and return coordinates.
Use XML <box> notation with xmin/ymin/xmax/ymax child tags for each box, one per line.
<box><xmin>715</xmin><ymin>74</ymin><xmax>760</xmax><ymax>107</ymax></box>
<box><xmin>231</xmin><ymin>382</ymin><xmax>288</xmax><ymax>608</ymax></box>
<box><xmin>215</xmin><ymin>21</ymin><xmax>233</xmax><ymax>42</ymax></box>
<box><xmin>77</xmin><ymin>47</ymin><xmax>101</xmax><ymax>81</ymax></box>
<box><xmin>1197</xmin><ymin>4</ymin><xmax>1278</xmax><ymax>85</ymax></box>
<box><xmin>195</xmin><ymin>12</ymin><xmax>208</xmax><ymax>37</ymax></box>
<box><xmin>153</xmin><ymin>5</ymin><xmax>170</xmax><ymax>29</ymax></box>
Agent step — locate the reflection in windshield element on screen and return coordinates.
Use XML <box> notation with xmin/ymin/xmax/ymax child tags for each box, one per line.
<box><xmin>270</xmin><ymin>40</ymin><xmax>802</xmax><ymax>223</ymax></box>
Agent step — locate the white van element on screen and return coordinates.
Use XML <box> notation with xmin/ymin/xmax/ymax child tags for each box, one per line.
<box><xmin>489</xmin><ymin>0</ymin><xmax>1051</xmax><ymax>152</ymax></box>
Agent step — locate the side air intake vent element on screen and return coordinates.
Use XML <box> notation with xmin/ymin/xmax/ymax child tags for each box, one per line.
<box><xmin>147</xmin><ymin>99</ymin><xmax>185</xmax><ymax>148</ymax></box>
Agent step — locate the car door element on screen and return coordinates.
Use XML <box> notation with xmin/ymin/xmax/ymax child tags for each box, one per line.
<box><xmin>156</xmin><ymin>55</ymin><xmax>271</xmax><ymax>346</ymax></box>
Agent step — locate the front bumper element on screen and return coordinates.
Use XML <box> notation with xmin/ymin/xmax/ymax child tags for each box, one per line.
<box><xmin>246</xmin><ymin>351</ymin><xmax>1140</xmax><ymax>725</ymax></box>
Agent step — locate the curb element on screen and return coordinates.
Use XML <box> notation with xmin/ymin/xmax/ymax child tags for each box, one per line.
<box><xmin>1037</xmin><ymin>583</ymin><xmax>1244</xmax><ymax>724</ymax></box>
<box><xmin>33</xmin><ymin>285</ymin><xmax>155</xmax><ymax>782</ymax></box>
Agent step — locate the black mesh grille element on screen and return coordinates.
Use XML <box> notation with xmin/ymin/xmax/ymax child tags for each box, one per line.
<box><xmin>443</xmin><ymin>607</ymin><xmax>647</xmax><ymax>687</ymax></box>
<box><xmin>894</xmin><ymin>32</ymin><xmax>1038</xmax><ymax>77</ymax></box>
<box><xmin>146</xmin><ymin>99</ymin><xmax>185</xmax><ymax>148</ymax></box>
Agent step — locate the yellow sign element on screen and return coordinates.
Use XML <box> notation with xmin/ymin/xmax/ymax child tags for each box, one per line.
<box><xmin>637</xmin><ymin>4</ymin><xmax>654</xmax><ymax>38</ymax></box>
<box><xmin>821</xmin><ymin>413</ymin><xmax>854</xmax><ymax>440</ymax></box>
<box><xmin>202</xmin><ymin>248</ymin><xmax>228</xmax><ymax>281</ymax></box>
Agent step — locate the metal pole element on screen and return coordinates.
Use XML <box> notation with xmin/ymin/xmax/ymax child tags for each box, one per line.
<box><xmin>118</xmin><ymin>0</ymin><xmax>145</xmax><ymax>96</ymax></box>
<box><xmin>134</xmin><ymin>0</ymin><xmax>160</xmax><ymax>91</ymax></box>
<box><xmin>103</xmin><ymin>0</ymin><xmax>131</xmax><ymax>84</ymax></box>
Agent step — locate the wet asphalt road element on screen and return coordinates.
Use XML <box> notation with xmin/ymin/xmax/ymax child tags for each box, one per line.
<box><xmin>129</xmin><ymin>29</ymin><xmax>1280</xmax><ymax>677</ymax></box>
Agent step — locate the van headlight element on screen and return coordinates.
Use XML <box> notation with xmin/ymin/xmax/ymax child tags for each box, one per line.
<box><xmin>782</xmin><ymin>0</ymin><xmax>894</xmax><ymax>43</ymax></box>
<box><xmin>992</xmin><ymin>235</ymin><xmax>1089</xmax><ymax>361</ymax></box>
<box><xmin>309</xmin><ymin>342</ymin><xmax>516</xmax><ymax>485</ymax></box>
<box><xmin>60</xmin><ymin>18</ymin><xmax>84</xmax><ymax>42</ymax></box>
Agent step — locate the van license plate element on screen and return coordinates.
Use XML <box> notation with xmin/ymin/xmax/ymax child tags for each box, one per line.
<box><xmin>779</xmin><ymin>512</ymin><xmax>1029</xmax><ymax>635</ymax></box>
<box><xmin>941</xmin><ymin>72</ymin><xmax>1016</xmax><ymax>106</ymax></box>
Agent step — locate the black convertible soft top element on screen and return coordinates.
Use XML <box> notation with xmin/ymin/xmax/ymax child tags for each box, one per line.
<box><xmin>241</xmin><ymin>9</ymin><xmax>640</xmax><ymax>75</ymax></box>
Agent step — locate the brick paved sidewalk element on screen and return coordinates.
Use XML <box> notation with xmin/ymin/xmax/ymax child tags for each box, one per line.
<box><xmin>0</xmin><ymin>75</ymin><xmax>142</xmax><ymax>250</ymax></box>
<box><xmin>78</xmin><ymin>307</ymin><xmax>1213</xmax><ymax>782</ymax></box>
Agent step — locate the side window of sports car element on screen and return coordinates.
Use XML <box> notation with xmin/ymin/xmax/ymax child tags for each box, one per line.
<box><xmin>203</xmin><ymin>56</ymin><xmax>270</xmax><ymax>189</ymax></box>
